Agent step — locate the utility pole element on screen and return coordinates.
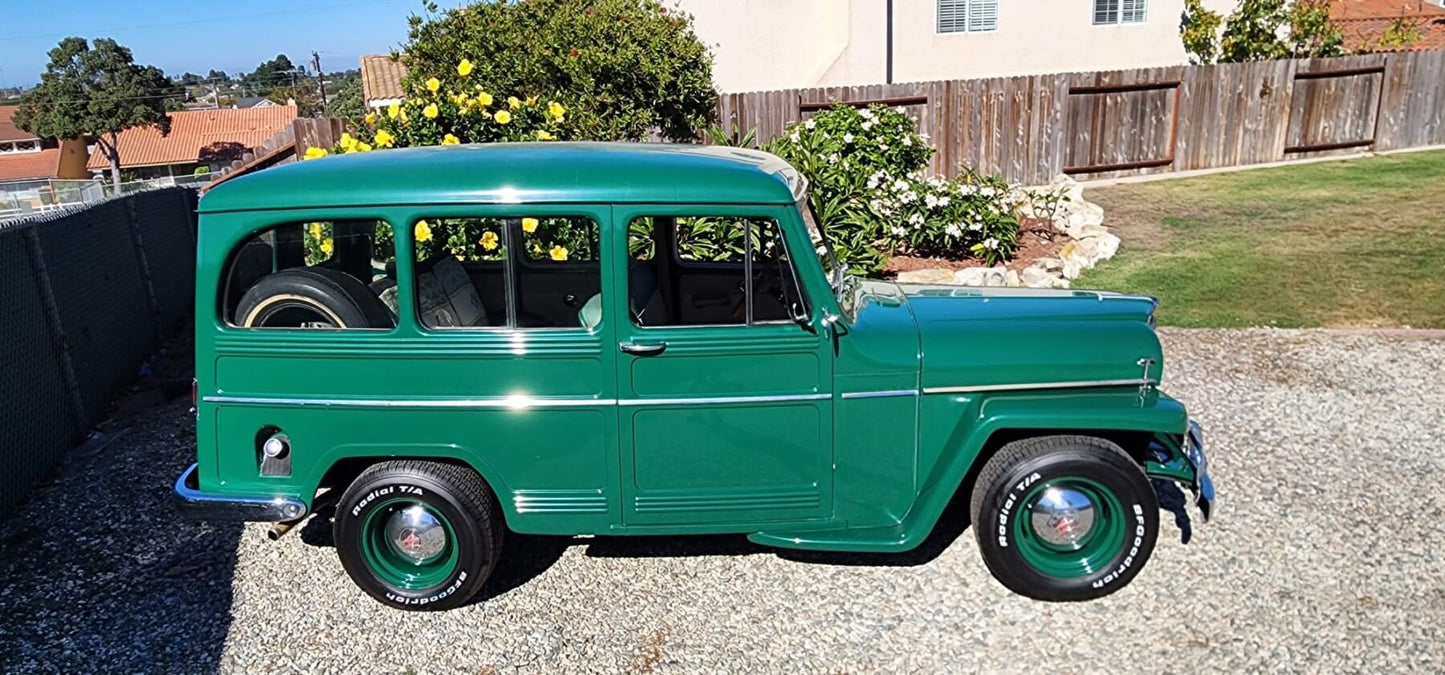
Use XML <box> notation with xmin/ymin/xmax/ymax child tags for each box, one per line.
<box><xmin>210</xmin><ymin>80</ymin><xmax>220</xmax><ymax>109</ymax></box>
<box><xmin>312</xmin><ymin>51</ymin><xmax>329</xmax><ymax>117</ymax></box>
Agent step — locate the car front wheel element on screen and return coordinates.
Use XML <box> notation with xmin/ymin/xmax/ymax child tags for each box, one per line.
<box><xmin>334</xmin><ymin>460</ymin><xmax>502</xmax><ymax>611</ymax></box>
<box><xmin>969</xmin><ymin>435</ymin><xmax>1159</xmax><ymax>601</ymax></box>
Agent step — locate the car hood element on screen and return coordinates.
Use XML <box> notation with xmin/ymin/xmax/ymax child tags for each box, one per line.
<box><xmin>879</xmin><ymin>282</ymin><xmax>1164</xmax><ymax>391</ymax></box>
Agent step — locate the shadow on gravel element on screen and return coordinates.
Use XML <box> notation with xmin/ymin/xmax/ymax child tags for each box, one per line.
<box><xmin>0</xmin><ymin>328</ymin><xmax>240</xmax><ymax>674</ymax></box>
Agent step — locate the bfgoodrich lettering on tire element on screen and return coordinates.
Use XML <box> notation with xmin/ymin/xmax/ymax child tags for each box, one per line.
<box><xmin>969</xmin><ymin>435</ymin><xmax>1158</xmax><ymax>602</ymax></box>
<box><xmin>334</xmin><ymin>460</ymin><xmax>502</xmax><ymax>611</ymax></box>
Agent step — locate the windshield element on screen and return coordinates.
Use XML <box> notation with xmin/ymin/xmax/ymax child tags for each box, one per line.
<box><xmin>798</xmin><ymin>199</ymin><xmax>847</xmax><ymax>296</ymax></box>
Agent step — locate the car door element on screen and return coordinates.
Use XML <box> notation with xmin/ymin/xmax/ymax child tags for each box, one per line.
<box><xmin>611</xmin><ymin>204</ymin><xmax>833</xmax><ymax>527</ymax></box>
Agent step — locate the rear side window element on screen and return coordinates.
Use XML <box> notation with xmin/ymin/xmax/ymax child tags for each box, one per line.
<box><xmin>408</xmin><ymin>216</ymin><xmax>602</xmax><ymax>330</ymax></box>
<box><xmin>222</xmin><ymin>220</ymin><xmax>395</xmax><ymax>329</ymax></box>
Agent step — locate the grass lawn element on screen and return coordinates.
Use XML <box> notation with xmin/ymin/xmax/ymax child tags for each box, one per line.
<box><xmin>1076</xmin><ymin>150</ymin><xmax>1445</xmax><ymax>328</ymax></box>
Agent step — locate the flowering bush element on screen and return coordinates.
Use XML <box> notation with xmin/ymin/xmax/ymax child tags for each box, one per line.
<box><xmin>765</xmin><ymin>104</ymin><xmax>1025</xmax><ymax>271</ymax></box>
<box><xmin>300</xmin><ymin>59</ymin><xmax>580</xmax><ymax>262</ymax></box>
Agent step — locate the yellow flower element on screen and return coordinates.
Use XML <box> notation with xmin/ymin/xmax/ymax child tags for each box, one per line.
<box><xmin>450</xmin><ymin>93</ymin><xmax>466</xmax><ymax>106</ymax></box>
<box><xmin>415</xmin><ymin>220</ymin><xmax>433</xmax><ymax>242</ymax></box>
<box><xmin>425</xmin><ymin>77</ymin><xmax>441</xmax><ymax>93</ymax></box>
<box><xmin>457</xmin><ymin>59</ymin><xmax>474</xmax><ymax>76</ymax></box>
<box><xmin>423</xmin><ymin>103</ymin><xmax>439</xmax><ymax>119</ymax></box>
<box><xmin>494</xmin><ymin>110</ymin><xmax>512</xmax><ymax>125</ymax></box>
<box><xmin>356</xmin><ymin>141</ymin><xmax>372</xmax><ymax>152</ymax></box>
<box><xmin>374</xmin><ymin>129</ymin><xmax>395</xmax><ymax>148</ymax></box>
<box><xmin>364</xmin><ymin>111</ymin><xmax>377</xmax><ymax>125</ymax></box>
<box><xmin>479</xmin><ymin>231</ymin><xmax>498</xmax><ymax>251</ymax></box>
<box><xmin>525</xmin><ymin>95</ymin><xmax>538</xmax><ymax>106</ymax></box>
<box><xmin>399</xmin><ymin>107</ymin><xmax>409</xmax><ymax>122</ymax></box>
<box><xmin>521</xmin><ymin>217</ymin><xmax>538</xmax><ymax>233</ymax></box>
<box><xmin>508</xmin><ymin>96</ymin><xmax>522</xmax><ymax>109</ymax></box>
<box><xmin>477</xmin><ymin>91</ymin><xmax>493</xmax><ymax>106</ymax></box>
<box><xmin>338</xmin><ymin>132</ymin><xmax>357</xmax><ymax>151</ymax></box>
<box><xmin>548</xmin><ymin>101</ymin><xmax>566</xmax><ymax>119</ymax></box>
<box><xmin>309</xmin><ymin>223</ymin><xmax>323</xmax><ymax>238</ymax></box>
<box><xmin>442</xmin><ymin>133</ymin><xmax>460</xmax><ymax>145</ymax></box>
<box><xmin>549</xmin><ymin>246</ymin><xmax>569</xmax><ymax>261</ymax></box>
<box><xmin>320</xmin><ymin>238</ymin><xmax>334</xmax><ymax>255</ymax></box>
<box><xmin>410</xmin><ymin>97</ymin><xmax>423</xmax><ymax>107</ymax></box>
<box><xmin>387</xmin><ymin>102</ymin><xmax>400</xmax><ymax>119</ymax></box>
<box><xmin>535</xmin><ymin>130</ymin><xmax>554</xmax><ymax>141</ymax></box>
<box><xmin>303</xmin><ymin>146</ymin><xmax>328</xmax><ymax>160</ymax></box>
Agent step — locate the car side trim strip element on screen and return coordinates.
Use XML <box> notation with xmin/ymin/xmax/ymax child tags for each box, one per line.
<box><xmin>922</xmin><ymin>378</ymin><xmax>1155</xmax><ymax>394</ymax></box>
<box><xmin>619</xmin><ymin>393</ymin><xmax>831</xmax><ymax>406</ymax></box>
<box><xmin>203</xmin><ymin>393</ymin><xmax>832</xmax><ymax>408</ymax></box>
<box><xmin>839</xmin><ymin>389</ymin><xmax>918</xmax><ymax>400</ymax></box>
<box><xmin>204</xmin><ymin>395</ymin><xmax>618</xmax><ymax>409</ymax></box>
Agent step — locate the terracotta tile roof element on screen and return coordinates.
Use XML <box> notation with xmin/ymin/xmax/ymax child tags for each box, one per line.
<box><xmin>361</xmin><ymin>54</ymin><xmax>408</xmax><ymax>105</ymax></box>
<box><xmin>0</xmin><ymin>148</ymin><xmax>61</xmax><ymax>182</ymax></box>
<box><xmin>0</xmin><ymin>106</ymin><xmax>41</xmax><ymax>142</ymax></box>
<box><xmin>1332</xmin><ymin>0</ymin><xmax>1445</xmax><ymax>50</ymax></box>
<box><xmin>86</xmin><ymin>105</ymin><xmax>297</xmax><ymax>170</ymax></box>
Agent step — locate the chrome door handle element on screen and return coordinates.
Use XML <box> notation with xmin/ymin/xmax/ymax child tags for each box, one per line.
<box><xmin>619</xmin><ymin>342</ymin><xmax>667</xmax><ymax>356</ymax></box>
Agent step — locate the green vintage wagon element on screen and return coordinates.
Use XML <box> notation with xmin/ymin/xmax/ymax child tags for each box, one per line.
<box><xmin>175</xmin><ymin>143</ymin><xmax>1213</xmax><ymax>610</ymax></box>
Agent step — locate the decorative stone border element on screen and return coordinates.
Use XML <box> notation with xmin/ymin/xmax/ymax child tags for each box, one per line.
<box><xmin>896</xmin><ymin>175</ymin><xmax>1119</xmax><ymax>289</ymax></box>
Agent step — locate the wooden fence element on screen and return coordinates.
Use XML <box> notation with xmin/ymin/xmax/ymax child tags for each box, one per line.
<box><xmin>716</xmin><ymin>50</ymin><xmax>1445</xmax><ymax>184</ymax></box>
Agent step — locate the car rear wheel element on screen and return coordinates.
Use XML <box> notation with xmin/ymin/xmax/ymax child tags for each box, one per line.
<box><xmin>334</xmin><ymin>460</ymin><xmax>502</xmax><ymax>611</ymax></box>
<box><xmin>969</xmin><ymin>435</ymin><xmax>1158</xmax><ymax>601</ymax></box>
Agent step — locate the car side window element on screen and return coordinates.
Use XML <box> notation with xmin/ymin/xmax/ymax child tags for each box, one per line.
<box><xmin>625</xmin><ymin>216</ymin><xmax>807</xmax><ymax>327</ymax></box>
<box><xmin>408</xmin><ymin>216</ymin><xmax>602</xmax><ymax>330</ymax></box>
<box><xmin>222</xmin><ymin>219</ymin><xmax>395</xmax><ymax>329</ymax></box>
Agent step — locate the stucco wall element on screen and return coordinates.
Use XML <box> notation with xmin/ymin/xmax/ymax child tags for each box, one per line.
<box><xmin>677</xmin><ymin>0</ymin><xmax>1237</xmax><ymax>93</ymax></box>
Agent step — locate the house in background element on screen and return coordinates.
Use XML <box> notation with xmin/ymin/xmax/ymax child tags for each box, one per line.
<box><xmin>1332</xmin><ymin>0</ymin><xmax>1445</xmax><ymax>50</ymax></box>
<box><xmin>0</xmin><ymin>106</ymin><xmax>91</xmax><ymax>190</ymax></box>
<box><xmin>674</xmin><ymin>0</ymin><xmax>1236</xmax><ymax>92</ymax></box>
<box><xmin>86</xmin><ymin>105</ymin><xmax>298</xmax><ymax>181</ymax></box>
<box><xmin>361</xmin><ymin>54</ymin><xmax>407</xmax><ymax>109</ymax></box>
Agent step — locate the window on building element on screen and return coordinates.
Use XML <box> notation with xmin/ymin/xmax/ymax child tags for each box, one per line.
<box><xmin>1094</xmin><ymin>0</ymin><xmax>1146</xmax><ymax>25</ymax></box>
<box><xmin>939</xmin><ymin>0</ymin><xmax>999</xmax><ymax>33</ymax></box>
<box><xmin>0</xmin><ymin>140</ymin><xmax>41</xmax><ymax>154</ymax></box>
<box><xmin>222</xmin><ymin>220</ymin><xmax>396</xmax><ymax>330</ymax></box>
<box><xmin>410</xmin><ymin>216</ymin><xmax>602</xmax><ymax>330</ymax></box>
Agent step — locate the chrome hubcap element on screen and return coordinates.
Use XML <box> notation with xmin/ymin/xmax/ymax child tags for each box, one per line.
<box><xmin>1029</xmin><ymin>486</ymin><xmax>1097</xmax><ymax>548</ymax></box>
<box><xmin>383</xmin><ymin>505</ymin><xmax>448</xmax><ymax>564</ymax></box>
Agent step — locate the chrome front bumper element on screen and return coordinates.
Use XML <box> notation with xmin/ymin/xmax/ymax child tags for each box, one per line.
<box><xmin>173</xmin><ymin>463</ymin><xmax>307</xmax><ymax>522</ymax></box>
<box><xmin>1184</xmin><ymin>421</ymin><xmax>1215</xmax><ymax>521</ymax></box>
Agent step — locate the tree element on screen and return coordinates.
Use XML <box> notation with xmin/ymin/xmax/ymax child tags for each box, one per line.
<box><xmin>246</xmin><ymin>54</ymin><xmax>298</xmax><ymax>96</ymax></box>
<box><xmin>328</xmin><ymin>73</ymin><xmax>366</xmax><ymax>119</ymax></box>
<box><xmin>1181</xmin><ymin>0</ymin><xmax>1345</xmax><ymax>63</ymax></box>
<box><xmin>15</xmin><ymin>37</ymin><xmax>181</xmax><ymax>187</ymax></box>
<box><xmin>401</xmin><ymin>0</ymin><xmax>716</xmax><ymax>141</ymax></box>
<box><xmin>206</xmin><ymin>68</ymin><xmax>230</xmax><ymax>83</ymax></box>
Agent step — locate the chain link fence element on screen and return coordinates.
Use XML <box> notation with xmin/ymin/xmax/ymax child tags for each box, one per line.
<box><xmin>0</xmin><ymin>187</ymin><xmax>198</xmax><ymax>515</ymax></box>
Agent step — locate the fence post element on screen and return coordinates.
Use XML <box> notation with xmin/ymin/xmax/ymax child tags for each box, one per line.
<box><xmin>23</xmin><ymin>226</ymin><xmax>88</xmax><ymax>431</ymax></box>
<box><xmin>123</xmin><ymin>195</ymin><xmax>165</xmax><ymax>344</ymax></box>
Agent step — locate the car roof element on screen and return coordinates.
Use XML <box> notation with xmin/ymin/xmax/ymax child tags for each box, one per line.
<box><xmin>199</xmin><ymin>142</ymin><xmax>805</xmax><ymax>214</ymax></box>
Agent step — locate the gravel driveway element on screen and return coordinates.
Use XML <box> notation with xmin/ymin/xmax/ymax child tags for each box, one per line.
<box><xmin>2</xmin><ymin>328</ymin><xmax>1442</xmax><ymax>673</ymax></box>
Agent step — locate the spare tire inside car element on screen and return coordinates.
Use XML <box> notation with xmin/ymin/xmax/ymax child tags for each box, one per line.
<box><xmin>234</xmin><ymin>268</ymin><xmax>395</xmax><ymax>329</ymax></box>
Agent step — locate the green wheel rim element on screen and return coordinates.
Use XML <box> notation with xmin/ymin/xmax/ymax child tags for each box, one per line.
<box><xmin>1012</xmin><ymin>477</ymin><xmax>1126</xmax><ymax>579</ymax></box>
<box><xmin>359</xmin><ymin>498</ymin><xmax>460</xmax><ymax>591</ymax></box>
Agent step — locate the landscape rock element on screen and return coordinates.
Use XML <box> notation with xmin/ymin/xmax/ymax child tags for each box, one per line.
<box><xmin>1032</xmin><ymin>257</ymin><xmax>1064</xmax><ymax>272</ymax></box>
<box><xmin>1005</xmin><ymin>270</ymin><xmax>1022</xmax><ymax>287</ymax></box>
<box><xmin>1021</xmin><ymin>266</ymin><xmax>1056</xmax><ymax>289</ymax></box>
<box><xmin>896</xmin><ymin>268</ymin><xmax>956</xmax><ymax>284</ymax></box>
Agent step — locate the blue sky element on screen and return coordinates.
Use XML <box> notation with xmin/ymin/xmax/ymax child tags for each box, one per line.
<box><xmin>0</xmin><ymin>0</ymin><xmax>468</xmax><ymax>88</ymax></box>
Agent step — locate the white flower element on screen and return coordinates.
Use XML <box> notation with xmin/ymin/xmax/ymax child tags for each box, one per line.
<box><xmin>805</xmin><ymin>119</ymin><xmax>816</xmax><ymax>129</ymax></box>
<box><xmin>958</xmin><ymin>184</ymin><xmax>977</xmax><ymax>196</ymax></box>
<box><xmin>924</xmin><ymin>194</ymin><xmax>939</xmax><ymax>208</ymax></box>
<box><xmin>859</xmin><ymin>109</ymin><xmax>875</xmax><ymax>120</ymax></box>
<box><xmin>969</xmin><ymin>221</ymin><xmax>983</xmax><ymax>231</ymax></box>
<box><xmin>946</xmin><ymin>224</ymin><xmax>962</xmax><ymax>237</ymax></box>
<box><xmin>908</xmin><ymin>213</ymin><xmax>925</xmax><ymax>225</ymax></box>
<box><xmin>937</xmin><ymin>196</ymin><xmax>950</xmax><ymax>207</ymax></box>
<box><xmin>890</xmin><ymin>225</ymin><xmax>907</xmax><ymax>237</ymax></box>
<box><xmin>879</xmin><ymin>143</ymin><xmax>889</xmax><ymax>151</ymax></box>
<box><xmin>983</xmin><ymin>237</ymin><xmax>999</xmax><ymax>249</ymax></box>
<box><xmin>843</xmin><ymin>133</ymin><xmax>854</xmax><ymax>143</ymax></box>
<box><xmin>893</xmin><ymin>179</ymin><xmax>911</xmax><ymax>193</ymax></box>
<box><xmin>895</xmin><ymin>106</ymin><xmax>906</xmax><ymax>114</ymax></box>
<box><xmin>899</xmin><ymin>190</ymin><xmax>916</xmax><ymax>203</ymax></box>
<box><xmin>980</xmin><ymin>187</ymin><xmax>996</xmax><ymax>197</ymax></box>
<box><xmin>862</xmin><ymin>120</ymin><xmax>875</xmax><ymax>130</ymax></box>
<box><xmin>902</xmin><ymin>136</ymin><xmax>912</xmax><ymax>147</ymax></box>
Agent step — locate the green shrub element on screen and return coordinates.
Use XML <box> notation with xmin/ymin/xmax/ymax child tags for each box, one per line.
<box><xmin>766</xmin><ymin>104</ymin><xmax>1022</xmax><ymax>271</ymax></box>
<box><xmin>401</xmin><ymin>0</ymin><xmax>716</xmax><ymax>141</ymax></box>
